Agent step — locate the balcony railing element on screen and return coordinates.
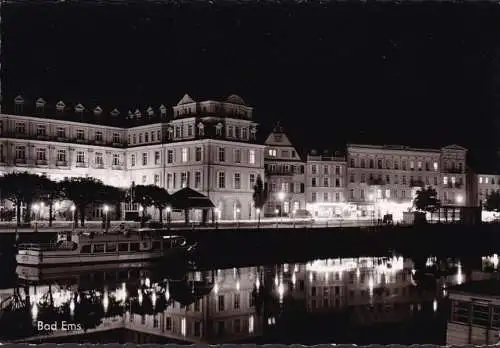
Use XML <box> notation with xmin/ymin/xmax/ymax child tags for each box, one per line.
<box><xmin>367</xmin><ymin>178</ymin><xmax>385</xmax><ymax>186</ymax></box>
<box><xmin>446</xmin><ymin>182</ymin><xmax>463</xmax><ymax>189</ymax></box>
<box><xmin>410</xmin><ymin>179</ymin><xmax>425</xmax><ymax>187</ymax></box>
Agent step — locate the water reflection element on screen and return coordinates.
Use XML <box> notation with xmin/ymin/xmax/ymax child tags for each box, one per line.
<box><xmin>0</xmin><ymin>254</ymin><xmax>497</xmax><ymax>344</ymax></box>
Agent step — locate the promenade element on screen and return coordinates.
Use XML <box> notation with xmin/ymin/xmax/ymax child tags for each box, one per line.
<box><xmin>0</xmin><ymin>217</ymin><xmax>378</xmax><ymax>233</ymax></box>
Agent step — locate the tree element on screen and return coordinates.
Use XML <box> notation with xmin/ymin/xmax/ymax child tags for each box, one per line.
<box><xmin>252</xmin><ymin>175</ymin><xmax>269</xmax><ymax>228</ymax></box>
<box><xmin>60</xmin><ymin>177</ymin><xmax>106</xmax><ymax>227</ymax></box>
<box><xmin>36</xmin><ymin>176</ymin><xmax>63</xmax><ymax>227</ymax></box>
<box><xmin>99</xmin><ymin>185</ymin><xmax>126</xmax><ymax>220</ymax></box>
<box><xmin>150</xmin><ymin>186</ymin><xmax>170</xmax><ymax>223</ymax></box>
<box><xmin>413</xmin><ymin>186</ymin><xmax>441</xmax><ymax>213</ymax></box>
<box><xmin>133</xmin><ymin>185</ymin><xmax>156</xmax><ymax>227</ymax></box>
<box><xmin>484</xmin><ymin>191</ymin><xmax>500</xmax><ymax>212</ymax></box>
<box><xmin>0</xmin><ymin>172</ymin><xmax>45</xmax><ymax>226</ymax></box>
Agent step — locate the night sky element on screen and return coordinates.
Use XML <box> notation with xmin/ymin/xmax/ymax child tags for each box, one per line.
<box><xmin>3</xmin><ymin>1</ymin><xmax>500</xmax><ymax>170</ymax></box>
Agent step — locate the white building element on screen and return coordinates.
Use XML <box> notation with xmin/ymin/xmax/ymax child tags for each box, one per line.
<box><xmin>305</xmin><ymin>150</ymin><xmax>347</xmax><ymax>218</ymax></box>
<box><xmin>346</xmin><ymin>144</ymin><xmax>467</xmax><ymax>222</ymax></box>
<box><xmin>0</xmin><ymin>94</ymin><xmax>265</xmax><ymax>221</ymax></box>
<box><xmin>263</xmin><ymin>123</ymin><xmax>306</xmax><ymax>216</ymax></box>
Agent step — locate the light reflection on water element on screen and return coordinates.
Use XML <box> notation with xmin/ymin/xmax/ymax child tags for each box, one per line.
<box><xmin>0</xmin><ymin>254</ymin><xmax>494</xmax><ymax>344</ymax></box>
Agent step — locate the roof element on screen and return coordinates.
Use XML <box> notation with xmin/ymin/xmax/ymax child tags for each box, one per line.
<box><xmin>226</xmin><ymin>94</ymin><xmax>246</xmax><ymax>106</ymax></box>
<box><xmin>449</xmin><ymin>279</ymin><xmax>500</xmax><ymax>298</ymax></box>
<box><xmin>170</xmin><ymin>187</ymin><xmax>215</xmax><ymax>209</ymax></box>
<box><xmin>176</xmin><ymin>93</ymin><xmax>196</xmax><ymax>106</ymax></box>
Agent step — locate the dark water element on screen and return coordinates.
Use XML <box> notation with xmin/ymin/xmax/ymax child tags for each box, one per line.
<box><xmin>0</xmin><ymin>252</ymin><xmax>492</xmax><ymax>344</ymax></box>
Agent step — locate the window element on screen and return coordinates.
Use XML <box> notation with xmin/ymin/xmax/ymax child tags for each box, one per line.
<box><xmin>218</xmin><ymin>295</ymin><xmax>225</xmax><ymax>311</ymax></box>
<box><xmin>151</xmin><ymin>131</ymin><xmax>155</xmax><ymax>142</ymax></box>
<box><xmin>167</xmin><ymin>173</ymin><xmax>173</xmax><ymax>189</ymax></box>
<box><xmin>249</xmin><ymin>173</ymin><xmax>256</xmax><ymax>189</ymax></box>
<box><xmin>167</xmin><ymin>150</ymin><xmax>174</xmax><ymax>163</ymax></box>
<box><xmin>195</xmin><ymin>147</ymin><xmax>202</xmax><ymax>161</ymax></box>
<box><xmin>323</xmin><ymin>192</ymin><xmax>328</xmax><ymax>202</ymax></box>
<box><xmin>95</xmin><ymin>131</ymin><xmax>103</xmax><ymax>142</ymax></box>
<box><xmin>57</xmin><ymin>150</ymin><xmax>66</xmax><ymax>162</ymax></box>
<box><xmin>472</xmin><ymin>303</ymin><xmax>489</xmax><ymax>326</ymax></box>
<box><xmin>194</xmin><ymin>171</ymin><xmax>201</xmax><ymax>188</ymax></box>
<box><xmin>155</xmin><ymin>151</ymin><xmax>160</xmax><ymax>165</ymax></box>
<box><xmin>311</xmin><ymin>192</ymin><xmax>317</xmax><ymax>202</ymax></box>
<box><xmin>181</xmin><ymin>172</ymin><xmax>188</xmax><ymax>188</ymax></box>
<box><xmin>95</xmin><ymin>152</ymin><xmax>103</xmax><ymax>166</ymax></box>
<box><xmin>234</xmin><ymin>173</ymin><xmax>241</xmax><ymax>189</ymax></box>
<box><xmin>234</xmin><ymin>149</ymin><xmax>241</xmax><ymax>163</ymax></box>
<box><xmin>410</xmin><ymin>161</ymin><xmax>415</xmax><ymax>170</ymax></box>
<box><xmin>112</xmin><ymin>133</ymin><xmax>120</xmax><ymax>143</ymax></box>
<box><xmin>76</xmin><ymin>129</ymin><xmax>85</xmax><ymax>140</ymax></box>
<box><xmin>142</xmin><ymin>153</ymin><xmax>148</xmax><ymax>166</ymax></box>
<box><xmin>218</xmin><ymin>172</ymin><xmax>226</xmax><ymax>189</ymax></box>
<box><xmin>157</xmin><ymin>130</ymin><xmax>161</xmax><ymax>141</ymax></box>
<box><xmin>154</xmin><ymin>174</ymin><xmax>160</xmax><ymax>185</ymax></box>
<box><xmin>142</xmin><ymin>175</ymin><xmax>147</xmax><ymax>184</ymax></box>
<box><xmin>443</xmin><ymin>176</ymin><xmax>448</xmax><ymax>185</ymax></box>
<box><xmin>433</xmin><ymin>162</ymin><xmax>439</xmax><ymax>171</ymax></box>
<box><xmin>188</xmin><ymin>124</ymin><xmax>193</xmax><ymax>136</ymax></box>
<box><xmin>175</xmin><ymin>126</ymin><xmax>181</xmax><ymax>138</ymax></box>
<box><xmin>144</xmin><ymin>132</ymin><xmax>149</xmax><ymax>142</ymax></box>
<box><xmin>15</xmin><ymin>122</ymin><xmax>25</xmax><ymax>134</ymax></box>
<box><xmin>323</xmin><ymin>177</ymin><xmax>329</xmax><ymax>187</ymax></box>
<box><xmin>166</xmin><ymin>317</ymin><xmax>172</xmax><ymax>331</ymax></box>
<box><xmin>335</xmin><ymin>192</ymin><xmax>340</xmax><ymax>201</ymax></box>
<box><xmin>181</xmin><ymin>148</ymin><xmax>188</xmax><ymax>162</ymax></box>
<box><xmin>234</xmin><ymin>293</ymin><xmax>240</xmax><ymax>309</ymax></box>
<box><xmin>194</xmin><ymin>321</ymin><xmax>202</xmax><ymax>337</ymax></box>
<box><xmin>56</xmin><ymin>127</ymin><xmax>65</xmax><ymax>138</ymax></box>
<box><xmin>311</xmin><ymin>178</ymin><xmax>317</xmax><ymax>187</ymax></box>
<box><xmin>242</xmin><ymin>127</ymin><xmax>248</xmax><ymax>139</ymax></box>
<box><xmin>218</xmin><ymin>147</ymin><xmax>226</xmax><ymax>162</ymax></box>
<box><xmin>335</xmin><ymin>166</ymin><xmax>340</xmax><ymax>175</ymax></box>
<box><xmin>131</xmin><ymin>154</ymin><xmax>136</xmax><ymax>167</ymax></box>
<box><xmin>112</xmin><ymin>154</ymin><xmax>120</xmax><ymax>166</ymax></box>
<box><xmin>132</xmin><ymin>134</ymin><xmax>137</xmax><ymax>144</ymax></box>
<box><xmin>76</xmin><ymin>151</ymin><xmax>85</xmax><ymax>163</ymax></box>
<box><xmin>36</xmin><ymin>148</ymin><xmax>46</xmax><ymax>161</ymax></box>
<box><xmin>36</xmin><ymin>125</ymin><xmax>46</xmax><ymax>136</ymax></box>
<box><xmin>377</xmin><ymin>159</ymin><xmax>382</xmax><ymax>169</ymax></box>
<box><xmin>268</xmin><ymin>149</ymin><xmax>277</xmax><ymax>157</ymax></box>
<box><xmin>139</xmin><ymin>133</ymin><xmax>143</xmax><ymax>143</ymax></box>
<box><xmin>312</xmin><ymin>165</ymin><xmax>317</xmax><ymax>175</ymax></box>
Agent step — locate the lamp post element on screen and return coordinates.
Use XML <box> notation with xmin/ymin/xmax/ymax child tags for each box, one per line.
<box><xmin>256</xmin><ymin>208</ymin><xmax>261</xmax><ymax>229</ymax></box>
<box><xmin>70</xmin><ymin>204</ymin><xmax>76</xmax><ymax>232</ymax></box>
<box><xmin>32</xmin><ymin>204</ymin><xmax>40</xmax><ymax>231</ymax></box>
<box><xmin>236</xmin><ymin>208</ymin><xmax>241</xmax><ymax>229</ymax></box>
<box><xmin>166</xmin><ymin>206</ymin><xmax>172</xmax><ymax>231</ymax></box>
<box><xmin>139</xmin><ymin>206</ymin><xmax>144</xmax><ymax>227</ymax></box>
<box><xmin>103</xmin><ymin>205</ymin><xmax>109</xmax><ymax>233</ymax></box>
<box><xmin>275</xmin><ymin>208</ymin><xmax>279</xmax><ymax>229</ymax></box>
<box><xmin>368</xmin><ymin>193</ymin><xmax>375</xmax><ymax>225</ymax></box>
<box><xmin>292</xmin><ymin>209</ymin><xmax>297</xmax><ymax>229</ymax></box>
<box><xmin>214</xmin><ymin>208</ymin><xmax>220</xmax><ymax>229</ymax></box>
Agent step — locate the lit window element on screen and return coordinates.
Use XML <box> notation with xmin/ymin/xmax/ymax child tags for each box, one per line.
<box><xmin>443</xmin><ymin>176</ymin><xmax>448</xmax><ymax>185</ymax></box>
<box><xmin>451</xmin><ymin>177</ymin><xmax>456</xmax><ymax>184</ymax></box>
<box><xmin>181</xmin><ymin>318</ymin><xmax>186</xmax><ymax>336</ymax></box>
<box><xmin>480</xmin><ymin>177</ymin><xmax>483</xmax><ymax>184</ymax></box>
<box><xmin>249</xmin><ymin>315</ymin><xmax>254</xmax><ymax>334</ymax></box>
<box><xmin>181</xmin><ymin>148</ymin><xmax>188</xmax><ymax>162</ymax></box>
<box><xmin>249</xmin><ymin>149</ymin><xmax>255</xmax><ymax>164</ymax></box>
<box><xmin>268</xmin><ymin>149</ymin><xmax>277</xmax><ymax>157</ymax></box>
<box><xmin>433</xmin><ymin>162</ymin><xmax>438</xmax><ymax>171</ymax></box>
<box><xmin>486</xmin><ymin>177</ymin><xmax>489</xmax><ymax>184</ymax></box>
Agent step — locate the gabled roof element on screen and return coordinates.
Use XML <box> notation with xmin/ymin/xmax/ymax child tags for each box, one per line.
<box><xmin>110</xmin><ymin>108</ymin><xmax>120</xmax><ymax>117</ymax></box>
<box><xmin>35</xmin><ymin>98</ymin><xmax>46</xmax><ymax>107</ymax></box>
<box><xmin>55</xmin><ymin>100</ymin><xmax>66</xmax><ymax>111</ymax></box>
<box><xmin>264</xmin><ymin>122</ymin><xmax>294</xmax><ymax>147</ymax></box>
<box><xmin>74</xmin><ymin>103</ymin><xmax>85</xmax><ymax>112</ymax></box>
<box><xmin>14</xmin><ymin>95</ymin><xmax>24</xmax><ymax>104</ymax></box>
<box><xmin>177</xmin><ymin>93</ymin><xmax>195</xmax><ymax>106</ymax></box>
<box><xmin>93</xmin><ymin>106</ymin><xmax>103</xmax><ymax>115</ymax></box>
<box><xmin>159</xmin><ymin>104</ymin><xmax>167</xmax><ymax>114</ymax></box>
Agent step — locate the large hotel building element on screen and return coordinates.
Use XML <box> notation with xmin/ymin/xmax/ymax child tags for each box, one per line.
<box><xmin>0</xmin><ymin>94</ymin><xmax>491</xmax><ymax>222</ymax></box>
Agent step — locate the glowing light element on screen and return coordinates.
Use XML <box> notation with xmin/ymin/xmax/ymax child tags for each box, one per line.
<box><xmin>165</xmin><ymin>287</ymin><xmax>170</xmax><ymax>301</ymax></box>
<box><xmin>294</xmin><ymin>265</ymin><xmax>299</xmax><ymax>273</ymax></box>
<box><xmin>103</xmin><ymin>291</ymin><xmax>109</xmax><ymax>312</ymax></box>
<box><xmin>69</xmin><ymin>299</ymin><xmax>75</xmax><ymax>316</ymax></box>
<box><xmin>456</xmin><ymin>262</ymin><xmax>464</xmax><ymax>285</ymax></box>
<box><xmin>181</xmin><ymin>317</ymin><xmax>186</xmax><ymax>336</ymax></box>
<box><xmin>166</xmin><ymin>206</ymin><xmax>172</xmax><ymax>213</ymax></box>
<box><xmin>255</xmin><ymin>277</ymin><xmax>261</xmax><ymax>289</ymax></box>
<box><xmin>249</xmin><ymin>315</ymin><xmax>255</xmax><ymax>334</ymax></box>
<box><xmin>356</xmin><ymin>268</ymin><xmax>360</xmax><ymax>278</ymax></box>
<box><xmin>103</xmin><ymin>205</ymin><xmax>109</xmax><ymax>213</ymax></box>
<box><xmin>32</xmin><ymin>204</ymin><xmax>40</xmax><ymax>212</ymax></box>
<box><xmin>152</xmin><ymin>291</ymin><xmax>157</xmax><ymax>307</ymax></box>
<box><xmin>306</xmin><ymin>256</ymin><xmax>405</xmax><ymax>274</ymax></box>
<box><xmin>70</xmin><ymin>204</ymin><xmax>76</xmax><ymax>212</ymax></box>
<box><xmin>277</xmin><ymin>191</ymin><xmax>285</xmax><ymax>201</ymax></box>
<box><xmin>139</xmin><ymin>206</ymin><xmax>144</xmax><ymax>212</ymax></box>
<box><xmin>214</xmin><ymin>283</ymin><xmax>219</xmax><ymax>294</ymax></box>
<box><xmin>309</xmin><ymin>272</ymin><xmax>313</xmax><ymax>282</ymax></box>
<box><xmin>236</xmin><ymin>280</ymin><xmax>240</xmax><ymax>292</ymax></box>
<box><xmin>145</xmin><ymin>278</ymin><xmax>151</xmax><ymax>288</ymax></box>
<box><xmin>426</xmin><ymin>257</ymin><xmax>437</xmax><ymax>267</ymax></box>
<box><xmin>292</xmin><ymin>273</ymin><xmax>296</xmax><ymax>286</ymax></box>
<box><xmin>368</xmin><ymin>275</ymin><xmax>374</xmax><ymax>295</ymax></box>
<box><xmin>54</xmin><ymin>202</ymin><xmax>60</xmax><ymax>210</ymax></box>
<box><xmin>456</xmin><ymin>195</ymin><xmax>464</xmax><ymax>204</ymax></box>
<box><xmin>274</xmin><ymin>209</ymin><xmax>279</xmax><ymax>215</ymax></box>
<box><xmin>138</xmin><ymin>290</ymin><xmax>143</xmax><ymax>305</ymax></box>
<box><xmin>256</xmin><ymin>208</ymin><xmax>261</xmax><ymax>216</ymax></box>
<box><xmin>77</xmin><ymin>294</ymin><xmax>81</xmax><ymax>304</ymax></box>
<box><xmin>483</xmin><ymin>254</ymin><xmax>499</xmax><ymax>269</ymax></box>
<box><xmin>433</xmin><ymin>299</ymin><xmax>438</xmax><ymax>312</ymax></box>
<box><xmin>31</xmin><ymin>302</ymin><xmax>38</xmax><ymax>320</ymax></box>
<box><xmin>274</xmin><ymin>274</ymin><xmax>279</xmax><ymax>287</ymax></box>
<box><xmin>324</xmin><ymin>272</ymin><xmax>329</xmax><ymax>283</ymax></box>
<box><xmin>278</xmin><ymin>282</ymin><xmax>285</xmax><ymax>303</ymax></box>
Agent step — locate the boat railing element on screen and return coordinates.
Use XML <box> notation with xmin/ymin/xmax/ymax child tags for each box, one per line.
<box><xmin>17</xmin><ymin>242</ymin><xmax>72</xmax><ymax>251</ymax></box>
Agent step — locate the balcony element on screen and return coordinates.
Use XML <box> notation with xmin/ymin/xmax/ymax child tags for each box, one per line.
<box><xmin>15</xmin><ymin>158</ymin><xmax>26</xmax><ymax>165</ymax></box>
<box><xmin>36</xmin><ymin>134</ymin><xmax>49</xmax><ymax>141</ymax></box>
<box><xmin>265</xmin><ymin>170</ymin><xmax>294</xmax><ymax>177</ymax></box>
<box><xmin>112</xmin><ymin>165</ymin><xmax>123</xmax><ymax>170</ymax></box>
<box><xmin>75</xmin><ymin>138</ymin><xmax>87</xmax><ymax>144</ymax></box>
<box><xmin>36</xmin><ymin>160</ymin><xmax>48</xmax><ymax>166</ymax></box>
<box><xmin>56</xmin><ymin>161</ymin><xmax>68</xmax><ymax>167</ymax></box>
<box><xmin>410</xmin><ymin>179</ymin><xmax>425</xmax><ymax>187</ymax></box>
<box><xmin>75</xmin><ymin>162</ymin><xmax>88</xmax><ymax>168</ymax></box>
<box><xmin>94</xmin><ymin>163</ymin><xmax>105</xmax><ymax>169</ymax></box>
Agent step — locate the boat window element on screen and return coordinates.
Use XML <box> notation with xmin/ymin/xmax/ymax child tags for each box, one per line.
<box><xmin>130</xmin><ymin>243</ymin><xmax>140</xmax><ymax>252</ymax></box>
<box><xmin>152</xmin><ymin>241</ymin><xmax>162</xmax><ymax>251</ymax></box>
<box><xmin>81</xmin><ymin>245</ymin><xmax>91</xmax><ymax>254</ymax></box>
<box><xmin>119</xmin><ymin>243</ymin><xmax>129</xmax><ymax>252</ymax></box>
<box><xmin>94</xmin><ymin>244</ymin><xmax>105</xmax><ymax>253</ymax></box>
<box><xmin>472</xmin><ymin>303</ymin><xmax>490</xmax><ymax>326</ymax></box>
<box><xmin>451</xmin><ymin>300</ymin><xmax>470</xmax><ymax>324</ymax></box>
<box><xmin>106</xmin><ymin>243</ymin><xmax>117</xmax><ymax>252</ymax></box>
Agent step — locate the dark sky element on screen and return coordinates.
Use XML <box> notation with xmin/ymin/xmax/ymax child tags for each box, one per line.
<box><xmin>3</xmin><ymin>1</ymin><xmax>500</xmax><ymax>169</ymax></box>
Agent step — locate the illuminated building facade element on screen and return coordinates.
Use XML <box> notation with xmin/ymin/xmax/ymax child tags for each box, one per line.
<box><xmin>346</xmin><ymin>144</ymin><xmax>467</xmax><ymax>221</ymax></box>
<box><xmin>305</xmin><ymin>150</ymin><xmax>347</xmax><ymax>218</ymax></box>
<box><xmin>263</xmin><ymin>123</ymin><xmax>306</xmax><ymax>216</ymax></box>
<box><xmin>0</xmin><ymin>94</ymin><xmax>265</xmax><ymax>221</ymax></box>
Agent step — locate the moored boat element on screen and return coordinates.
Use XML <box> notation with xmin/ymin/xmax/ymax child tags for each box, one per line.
<box><xmin>15</xmin><ymin>229</ymin><xmax>196</xmax><ymax>266</ymax></box>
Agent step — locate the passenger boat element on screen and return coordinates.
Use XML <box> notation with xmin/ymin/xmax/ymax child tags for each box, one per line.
<box><xmin>16</xmin><ymin>229</ymin><xmax>196</xmax><ymax>266</ymax></box>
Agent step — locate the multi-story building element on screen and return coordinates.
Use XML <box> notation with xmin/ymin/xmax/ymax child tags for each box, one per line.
<box><xmin>346</xmin><ymin>144</ymin><xmax>467</xmax><ymax>221</ymax></box>
<box><xmin>0</xmin><ymin>94</ymin><xmax>265</xmax><ymax>221</ymax></box>
<box><xmin>263</xmin><ymin>123</ymin><xmax>306</xmax><ymax>216</ymax></box>
<box><xmin>305</xmin><ymin>150</ymin><xmax>347</xmax><ymax>218</ymax></box>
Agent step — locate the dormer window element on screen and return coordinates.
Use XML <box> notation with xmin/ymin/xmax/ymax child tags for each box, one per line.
<box><xmin>227</xmin><ymin>125</ymin><xmax>234</xmax><ymax>138</ymax></box>
<box><xmin>147</xmin><ymin>106</ymin><xmax>154</xmax><ymax>117</ymax></box>
<box><xmin>250</xmin><ymin>127</ymin><xmax>257</xmax><ymax>139</ymax></box>
<box><xmin>76</xmin><ymin>129</ymin><xmax>85</xmax><ymax>140</ymax></box>
<box><xmin>36</xmin><ymin>125</ymin><xmax>46</xmax><ymax>137</ymax></box>
<box><xmin>216</xmin><ymin>123</ymin><xmax>223</xmax><ymax>136</ymax></box>
<box><xmin>110</xmin><ymin>108</ymin><xmax>120</xmax><ymax>117</ymax></box>
<box><xmin>159</xmin><ymin>104</ymin><xmax>167</xmax><ymax>116</ymax></box>
<box><xmin>127</xmin><ymin>111</ymin><xmax>134</xmax><ymax>120</ymax></box>
<box><xmin>134</xmin><ymin>109</ymin><xmax>142</xmax><ymax>118</ymax></box>
<box><xmin>75</xmin><ymin>103</ymin><xmax>85</xmax><ymax>113</ymax></box>
<box><xmin>95</xmin><ymin>131</ymin><xmax>103</xmax><ymax>142</ymax></box>
<box><xmin>14</xmin><ymin>95</ymin><xmax>24</xmax><ymax>114</ymax></box>
<box><xmin>188</xmin><ymin>124</ymin><xmax>193</xmax><ymax>137</ymax></box>
<box><xmin>168</xmin><ymin>127</ymin><xmax>174</xmax><ymax>140</ymax></box>
<box><xmin>56</xmin><ymin>101</ymin><xmax>66</xmax><ymax>112</ymax></box>
<box><xmin>35</xmin><ymin>98</ymin><xmax>46</xmax><ymax>112</ymax></box>
<box><xmin>242</xmin><ymin>127</ymin><xmax>248</xmax><ymax>140</ymax></box>
<box><xmin>93</xmin><ymin>106</ymin><xmax>103</xmax><ymax>116</ymax></box>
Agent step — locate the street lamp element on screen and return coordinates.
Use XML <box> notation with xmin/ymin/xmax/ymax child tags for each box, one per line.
<box><xmin>368</xmin><ymin>193</ymin><xmax>375</xmax><ymax>224</ymax></box>
<box><xmin>139</xmin><ymin>206</ymin><xmax>145</xmax><ymax>227</ymax></box>
<box><xmin>103</xmin><ymin>205</ymin><xmax>109</xmax><ymax>233</ymax></box>
<box><xmin>32</xmin><ymin>204</ymin><xmax>40</xmax><ymax>231</ymax></box>
<box><xmin>256</xmin><ymin>208</ymin><xmax>261</xmax><ymax>229</ymax></box>
<box><xmin>456</xmin><ymin>195</ymin><xmax>464</xmax><ymax>205</ymax></box>
<box><xmin>70</xmin><ymin>204</ymin><xmax>76</xmax><ymax>231</ymax></box>
<box><xmin>166</xmin><ymin>206</ymin><xmax>172</xmax><ymax>230</ymax></box>
<box><xmin>277</xmin><ymin>191</ymin><xmax>286</xmax><ymax>217</ymax></box>
<box><xmin>274</xmin><ymin>208</ymin><xmax>279</xmax><ymax>229</ymax></box>
<box><xmin>214</xmin><ymin>208</ymin><xmax>220</xmax><ymax>229</ymax></box>
<box><xmin>236</xmin><ymin>207</ymin><xmax>241</xmax><ymax>229</ymax></box>
<box><xmin>292</xmin><ymin>209</ymin><xmax>297</xmax><ymax>228</ymax></box>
